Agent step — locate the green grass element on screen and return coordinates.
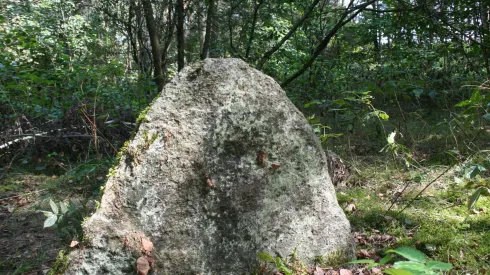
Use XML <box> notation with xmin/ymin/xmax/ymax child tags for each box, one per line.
<box><xmin>338</xmin><ymin>163</ymin><xmax>490</xmax><ymax>273</ymax></box>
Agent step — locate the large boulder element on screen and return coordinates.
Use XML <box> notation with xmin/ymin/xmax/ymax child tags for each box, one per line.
<box><xmin>65</xmin><ymin>59</ymin><xmax>353</xmax><ymax>274</ymax></box>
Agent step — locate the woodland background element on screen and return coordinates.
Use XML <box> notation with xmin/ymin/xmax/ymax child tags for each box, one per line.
<box><xmin>0</xmin><ymin>0</ymin><xmax>489</xmax><ymax>274</ymax></box>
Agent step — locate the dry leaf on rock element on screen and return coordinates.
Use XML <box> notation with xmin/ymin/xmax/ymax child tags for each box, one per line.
<box><xmin>314</xmin><ymin>267</ymin><xmax>326</xmax><ymax>275</ymax></box>
<box><xmin>136</xmin><ymin>256</ymin><xmax>150</xmax><ymax>275</ymax></box>
<box><xmin>69</xmin><ymin>241</ymin><xmax>79</xmax><ymax>247</ymax></box>
<box><xmin>141</xmin><ymin>238</ymin><xmax>153</xmax><ymax>254</ymax></box>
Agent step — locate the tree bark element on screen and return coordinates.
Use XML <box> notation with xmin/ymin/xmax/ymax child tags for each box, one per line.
<box><xmin>142</xmin><ymin>0</ymin><xmax>164</xmax><ymax>91</ymax></box>
<box><xmin>177</xmin><ymin>0</ymin><xmax>185</xmax><ymax>71</ymax></box>
<box><xmin>201</xmin><ymin>0</ymin><xmax>215</xmax><ymax>60</ymax></box>
<box><xmin>257</xmin><ymin>0</ymin><xmax>321</xmax><ymax>70</ymax></box>
<box><xmin>245</xmin><ymin>0</ymin><xmax>263</xmax><ymax>59</ymax></box>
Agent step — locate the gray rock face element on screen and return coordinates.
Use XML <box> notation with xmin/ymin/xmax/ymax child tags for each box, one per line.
<box><xmin>65</xmin><ymin>59</ymin><xmax>353</xmax><ymax>274</ymax></box>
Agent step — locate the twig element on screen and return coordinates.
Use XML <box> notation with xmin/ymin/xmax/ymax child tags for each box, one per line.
<box><xmin>0</xmin><ymin>189</ymin><xmax>46</xmax><ymax>201</ymax></box>
<box><xmin>396</xmin><ymin>165</ymin><xmax>455</xmax><ymax>216</ymax></box>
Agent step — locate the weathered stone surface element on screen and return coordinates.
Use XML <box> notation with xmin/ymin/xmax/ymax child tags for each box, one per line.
<box><xmin>65</xmin><ymin>59</ymin><xmax>353</xmax><ymax>274</ymax></box>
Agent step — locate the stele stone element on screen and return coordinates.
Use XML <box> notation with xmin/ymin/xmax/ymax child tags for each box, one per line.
<box><xmin>64</xmin><ymin>58</ymin><xmax>353</xmax><ymax>275</ymax></box>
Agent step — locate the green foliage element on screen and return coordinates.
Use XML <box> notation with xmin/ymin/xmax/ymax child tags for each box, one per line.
<box><xmin>349</xmin><ymin>247</ymin><xmax>452</xmax><ymax>275</ymax></box>
<box><xmin>380</xmin><ymin>131</ymin><xmax>416</xmax><ymax>168</ymax></box>
<box><xmin>47</xmin><ymin>250</ymin><xmax>69</xmax><ymax>275</ymax></box>
<box><xmin>256</xmin><ymin>250</ymin><xmax>307</xmax><ymax>275</ymax></box>
<box><xmin>451</xmin><ymin>85</ymin><xmax>490</xmax><ymax>213</ymax></box>
<box><xmin>40</xmin><ymin>199</ymin><xmax>83</xmax><ymax>239</ymax></box>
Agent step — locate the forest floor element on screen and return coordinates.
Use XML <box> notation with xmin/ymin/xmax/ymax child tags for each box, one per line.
<box><xmin>0</xmin><ymin>109</ymin><xmax>489</xmax><ymax>274</ymax></box>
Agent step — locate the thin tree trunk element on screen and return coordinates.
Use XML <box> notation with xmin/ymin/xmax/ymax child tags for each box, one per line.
<box><xmin>281</xmin><ymin>0</ymin><xmax>375</xmax><ymax>87</ymax></box>
<box><xmin>142</xmin><ymin>0</ymin><xmax>164</xmax><ymax>91</ymax></box>
<box><xmin>177</xmin><ymin>0</ymin><xmax>185</xmax><ymax>71</ymax></box>
<box><xmin>162</xmin><ymin>0</ymin><xmax>175</xmax><ymax>81</ymax></box>
<box><xmin>201</xmin><ymin>0</ymin><xmax>215</xmax><ymax>59</ymax></box>
<box><xmin>245</xmin><ymin>0</ymin><xmax>263</xmax><ymax>59</ymax></box>
<box><xmin>257</xmin><ymin>0</ymin><xmax>321</xmax><ymax>70</ymax></box>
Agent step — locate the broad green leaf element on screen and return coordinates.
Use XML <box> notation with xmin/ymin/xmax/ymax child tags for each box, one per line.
<box><xmin>383</xmin><ymin>268</ymin><xmax>415</xmax><ymax>275</ymax></box>
<box><xmin>40</xmin><ymin>210</ymin><xmax>53</xmax><ymax>217</ymax></box>
<box><xmin>468</xmin><ymin>187</ymin><xmax>482</xmax><ymax>210</ymax></box>
<box><xmin>426</xmin><ymin>260</ymin><xmax>453</xmax><ymax>270</ymax></box>
<box><xmin>393</xmin><ymin>261</ymin><xmax>429</xmax><ymax>272</ymax></box>
<box><xmin>386</xmin><ymin>247</ymin><xmax>426</xmax><ymax>263</ymax></box>
<box><xmin>482</xmin><ymin>114</ymin><xmax>490</xmax><ymax>121</ymax></box>
<box><xmin>257</xmin><ymin>252</ymin><xmax>274</xmax><ymax>263</ymax></box>
<box><xmin>464</xmin><ymin>165</ymin><xmax>484</xmax><ymax>179</ymax></box>
<box><xmin>49</xmin><ymin>199</ymin><xmax>59</xmax><ymax>215</ymax></box>
<box><xmin>43</xmin><ymin>214</ymin><xmax>57</xmax><ymax>228</ymax></box>
<box><xmin>60</xmin><ymin>201</ymin><xmax>68</xmax><ymax>214</ymax></box>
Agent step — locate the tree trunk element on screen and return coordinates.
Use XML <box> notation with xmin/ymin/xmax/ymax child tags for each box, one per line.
<box><xmin>177</xmin><ymin>0</ymin><xmax>185</xmax><ymax>71</ymax></box>
<box><xmin>201</xmin><ymin>0</ymin><xmax>215</xmax><ymax>60</ymax></box>
<box><xmin>142</xmin><ymin>0</ymin><xmax>164</xmax><ymax>91</ymax></box>
<box><xmin>245</xmin><ymin>0</ymin><xmax>263</xmax><ymax>59</ymax></box>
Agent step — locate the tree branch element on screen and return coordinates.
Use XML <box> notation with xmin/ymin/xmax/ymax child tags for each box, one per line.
<box><xmin>257</xmin><ymin>0</ymin><xmax>321</xmax><ymax>70</ymax></box>
<box><xmin>281</xmin><ymin>0</ymin><xmax>376</xmax><ymax>88</ymax></box>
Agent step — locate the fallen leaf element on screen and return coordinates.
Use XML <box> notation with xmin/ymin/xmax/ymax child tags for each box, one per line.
<box><xmin>345</xmin><ymin>204</ymin><xmax>356</xmax><ymax>212</ymax></box>
<box><xmin>314</xmin><ymin>267</ymin><xmax>326</xmax><ymax>275</ymax></box>
<box><xmin>136</xmin><ymin>256</ymin><xmax>150</xmax><ymax>275</ymax></box>
<box><xmin>371</xmin><ymin>267</ymin><xmax>382</xmax><ymax>274</ymax></box>
<box><xmin>206</xmin><ymin>177</ymin><xmax>216</xmax><ymax>188</ymax></box>
<box><xmin>339</xmin><ymin>269</ymin><xmax>352</xmax><ymax>275</ymax></box>
<box><xmin>141</xmin><ymin>238</ymin><xmax>153</xmax><ymax>253</ymax></box>
<box><xmin>70</xmin><ymin>240</ymin><xmax>79</xmax><ymax>247</ymax></box>
<box><xmin>270</xmin><ymin>163</ymin><xmax>281</xmax><ymax>171</ymax></box>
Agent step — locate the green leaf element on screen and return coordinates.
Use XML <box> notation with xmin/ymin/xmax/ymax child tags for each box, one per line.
<box><xmin>412</xmin><ymin>89</ymin><xmax>424</xmax><ymax>97</ymax></box>
<box><xmin>383</xmin><ymin>268</ymin><xmax>415</xmax><ymax>275</ymax></box>
<box><xmin>379</xmin><ymin>255</ymin><xmax>393</xmax><ymax>265</ymax></box>
<box><xmin>257</xmin><ymin>252</ymin><xmax>274</xmax><ymax>263</ymax></box>
<box><xmin>468</xmin><ymin>187</ymin><xmax>483</xmax><ymax>210</ymax></box>
<box><xmin>386</xmin><ymin>247</ymin><xmax>426</xmax><ymax>263</ymax></box>
<box><xmin>387</xmin><ymin>131</ymin><xmax>397</xmax><ymax>144</ymax></box>
<box><xmin>379</xmin><ymin>112</ymin><xmax>390</xmax><ymax>120</ymax></box>
<box><xmin>40</xmin><ymin>210</ymin><xmax>53</xmax><ymax>217</ymax></box>
<box><xmin>49</xmin><ymin>199</ymin><xmax>59</xmax><ymax>215</ymax></box>
<box><xmin>482</xmin><ymin>114</ymin><xmax>490</xmax><ymax>121</ymax></box>
<box><xmin>60</xmin><ymin>201</ymin><xmax>68</xmax><ymax>214</ymax></box>
<box><xmin>44</xmin><ymin>214</ymin><xmax>58</xmax><ymax>228</ymax></box>
<box><xmin>393</xmin><ymin>261</ymin><xmax>430</xmax><ymax>272</ymax></box>
<box><xmin>426</xmin><ymin>260</ymin><xmax>453</xmax><ymax>271</ymax></box>
<box><xmin>470</xmin><ymin>90</ymin><xmax>482</xmax><ymax>103</ymax></box>
<box><xmin>348</xmin><ymin>259</ymin><xmax>377</xmax><ymax>264</ymax></box>
<box><xmin>455</xmin><ymin>99</ymin><xmax>471</xmax><ymax>107</ymax></box>
<box><xmin>464</xmin><ymin>165</ymin><xmax>483</xmax><ymax>179</ymax></box>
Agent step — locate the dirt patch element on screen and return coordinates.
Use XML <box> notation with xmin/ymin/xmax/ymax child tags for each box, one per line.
<box><xmin>0</xmin><ymin>208</ymin><xmax>63</xmax><ymax>274</ymax></box>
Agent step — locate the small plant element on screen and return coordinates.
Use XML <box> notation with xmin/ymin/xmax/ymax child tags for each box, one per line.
<box><xmin>380</xmin><ymin>131</ymin><xmax>416</xmax><ymax>169</ymax></box>
<box><xmin>40</xmin><ymin>199</ymin><xmax>83</xmax><ymax>239</ymax></box>
<box><xmin>349</xmin><ymin>247</ymin><xmax>453</xmax><ymax>275</ymax></box>
<box><xmin>256</xmin><ymin>250</ymin><xmax>308</xmax><ymax>275</ymax></box>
